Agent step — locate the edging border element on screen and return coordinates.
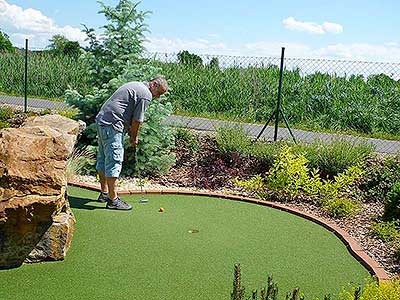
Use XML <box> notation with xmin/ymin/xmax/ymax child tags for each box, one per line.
<box><xmin>68</xmin><ymin>180</ymin><xmax>389</xmax><ymax>282</ymax></box>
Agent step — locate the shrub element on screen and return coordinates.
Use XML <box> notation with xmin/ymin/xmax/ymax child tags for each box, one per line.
<box><xmin>56</xmin><ymin>108</ymin><xmax>79</xmax><ymax>119</ymax></box>
<box><xmin>66</xmin><ymin>146</ymin><xmax>97</xmax><ymax>180</ymax></box>
<box><xmin>234</xmin><ymin>175</ymin><xmax>266</xmax><ymax>198</ymax></box>
<box><xmin>216</xmin><ymin>126</ymin><xmax>251</xmax><ymax>158</ymax></box>
<box><xmin>0</xmin><ymin>106</ymin><xmax>14</xmax><ymax>121</ymax></box>
<box><xmin>383</xmin><ymin>182</ymin><xmax>400</xmax><ymax>221</ymax></box>
<box><xmin>295</xmin><ymin>139</ymin><xmax>374</xmax><ymax>179</ymax></box>
<box><xmin>318</xmin><ymin>166</ymin><xmax>364</xmax><ymax>217</ymax></box>
<box><xmin>371</xmin><ymin>221</ymin><xmax>400</xmax><ymax>242</ymax></box>
<box><xmin>215</xmin><ymin>126</ymin><xmax>283</xmax><ymax>168</ymax></box>
<box><xmin>323</xmin><ymin>198</ymin><xmax>360</xmax><ymax>218</ymax></box>
<box><xmin>360</xmin><ymin>155</ymin><xmax>400</xmax><ymax>203</ymax></box>
<box><xmin>246</xmin><ymin>141</ymin><xmax>282</xmax><ymax>169</ymax></box>
<box><xmin>0</xmin><ymin>120</ymin><xmax>9</xmax><ymax>129</ymax></box>
<box><xmin>265</xmin><ymin>145</ymin><xmax>314</xmax><ymax>199</ymax></box>
<box><xmin>177</xmin><ymin>50</ymin><xmax>203</xmax><ymax>66</ymax></box>
<box><xmin>235</xmin><ymin>146</ymin><xmax>363</xmax><ymax>217</ymax></box>
<box><xmin>340</xmin><ymin>278</ymin><xmax>400</xmax><ymax>300</ymax></box>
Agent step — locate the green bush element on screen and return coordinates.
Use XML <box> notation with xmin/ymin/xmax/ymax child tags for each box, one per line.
<box><xmin>215</xmin><ymin>126</ymin><xmax>251</xmax><ymax>157</ymax></box>
<box><xmin>384</xmin><ymin>182</ymin><xmax>400</xmax><ymax>221</ymax></box>
<box><xmin>321</xmin><ymin>197</ymin><xmax>360</xmax><ymax>218</ymax></box>
<box><xmin>0</xmin><ymin>120</ymin><xmax>9</xmax><ymax>129</ymax></box>
<box><xmin>215</xmin><ymin>126</ymin><xmax>283</xmax><ymax>168</ymax></box>
<box><xmin>295</xmin><ymin>139</ymin><xmax>374</xmax><ymax>179</ymax></box>
<box><xmin>0</xmin><ymin>106</ymin><xmax>14</xmax><ymax>121</ymax></box>
<box><xmin>246</xmin><ymin>141</ymin><xmax>282</xmax><ymax>169</ymax></box>
<box><xmin>265</xmin><ymin>145</ymin><xmax>314</xmax><ymax>199</ymax></box>
<box><xmin>235</xmin><ymin>146</ymin><xmax>363</xmax><ymax>217</ymax></box>
<box><xmin>340</xmin><ymin>278</ymin><xmax>400</xmax><ymax>300</ymax></box>
<box><xmin>371</xmin><ymin>221</ymin><xmax>400</xmax><ymax>242</ymax></box>
<box><xmin>360</xmin><ymin>155</ymin><xmax>400</xmax><ymax>202</ymax></box>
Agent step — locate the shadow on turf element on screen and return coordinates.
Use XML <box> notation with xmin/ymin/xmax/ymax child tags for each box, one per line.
<box><xmin>68</xmin><ymin>196</ymin><xmax>106</xmax><ymax>210</ymax></box>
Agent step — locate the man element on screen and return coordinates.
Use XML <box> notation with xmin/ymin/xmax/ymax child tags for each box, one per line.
<box><xmin>95</xmin><ymin>77</ymin><xmax>168</xmax><ymax>210</ymax></box>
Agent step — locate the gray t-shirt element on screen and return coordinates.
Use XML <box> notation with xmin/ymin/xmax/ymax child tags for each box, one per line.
<box><xmin>96</xmin><ymin>81</ymin><xmax>152</xmax><ymax>132</ymax></box>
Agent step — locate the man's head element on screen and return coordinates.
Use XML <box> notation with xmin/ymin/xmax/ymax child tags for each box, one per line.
<box><xmin>148</xmin><ymin>76</ymin><xmax>168</xmax><ymax>98</ymax></box>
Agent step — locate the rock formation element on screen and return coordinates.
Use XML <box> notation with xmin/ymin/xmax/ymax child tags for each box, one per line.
<box><xmin>0</xmin><ymin>114</ymin><xmax>85</xmax><ymax>268</ymax></box>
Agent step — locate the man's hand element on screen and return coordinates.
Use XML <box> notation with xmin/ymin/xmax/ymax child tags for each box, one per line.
<box><xmin>130</xmin><ymin>136</ymin><xmax>139</xmax><ymax>148</ymax></box>
<box><xmin>129</xmin><ymin>120</ymin><xmax>141</xmax><ymax>148</ymax></box>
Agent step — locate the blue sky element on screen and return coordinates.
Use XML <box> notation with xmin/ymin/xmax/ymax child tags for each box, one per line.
<box><xmin>1</xmin><ymin>0</ymin><xmax>400</xmax><ymax>61</ymax></box>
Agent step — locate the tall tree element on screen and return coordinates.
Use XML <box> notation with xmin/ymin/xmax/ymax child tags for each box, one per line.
<box><xmin>48</xmin><ymin>34</ymin><xmax>81</xmax><ymax>56</ymax></box>
<box><xmin>0</xmin><ymin>30</ymin><xmax>14</xmax><ymax>53</ymax></box>
<box><xmin>66</xmin><ymin>0</ymin><xmax>175</xmax><ymax>176</ymax></box>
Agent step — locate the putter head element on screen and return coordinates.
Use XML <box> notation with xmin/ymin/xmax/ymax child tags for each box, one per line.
<box><xmin>139</xmin><ymin>198</ymin><xmax>149</xmax><ymax>203</ymax></box>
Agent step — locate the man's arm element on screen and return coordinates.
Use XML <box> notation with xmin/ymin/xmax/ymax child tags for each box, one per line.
<box><xmin>128</xmin><ymin>120</ymin><xmax>141</xmax><ymax>147</ymax></box>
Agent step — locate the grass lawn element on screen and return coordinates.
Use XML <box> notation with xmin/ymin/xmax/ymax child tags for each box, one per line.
<box><xmin>0</xmin><ymin>186</ymin><xmax>370</xmax><ymax>300</ymax></box>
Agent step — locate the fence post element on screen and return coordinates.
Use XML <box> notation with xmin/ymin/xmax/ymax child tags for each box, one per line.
<box><xmin>274</xmin><ymin>47</ymin><xmax>285</xmax><ymax>141</ymax></box>
<box><xmin>24</xmin><ymin>39</ymin><xmax>28</xmax><ymax>113</ymax></box>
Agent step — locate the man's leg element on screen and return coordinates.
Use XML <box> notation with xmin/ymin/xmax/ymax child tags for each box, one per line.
<box><xmin>103</xmin><ymin>126</ymin><xmax>131</xmax><ymax>210</ymax></box>
<box><xmin>106</xmin><ymin>176</ymin><xmax>118</xmax><ymax>200</ymax></box>
<box><xmin>96</xmin><ymin>124</ymin><xmax>109</xmax><ymax>202</ymax></box>
<box><xmin>98</xmin><ymin>171</ymin><xmax>108</xmax><ymax>194</ymax></box>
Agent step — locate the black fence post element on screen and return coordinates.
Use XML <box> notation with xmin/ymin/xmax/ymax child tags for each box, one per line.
<box><xmin>24</xmin><ymin>39</ymin><xmax>28</xmax><ymax>113</ymax></box>
<box><xmin>273</xmin><ymin>47</ymin><xmax>285</xmax><ymax>141</ymax></box>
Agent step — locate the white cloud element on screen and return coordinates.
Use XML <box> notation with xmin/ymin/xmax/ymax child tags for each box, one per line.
<box><xmin>0</xmin><ymin>0</ymin><xmax>86</xmax><ymax>48</ymax></box>
<box><xmin>144</xmin><ymin>37</ymin><xmax>236</xmax><ymax>55</ymax></box>
<box><xmin>283</xmin><ymin>17</ymin><xmax>343</xmax><ymax>35</ymax></box>
<box><xmin>322</xmin><ymin>22</ymin><xmax>343</xmax><ymax>34</ymax></box>
<box><xmin>244</xmin><ymin>41</ymin><xmax>313</xmax><ymax>57</ymax></box>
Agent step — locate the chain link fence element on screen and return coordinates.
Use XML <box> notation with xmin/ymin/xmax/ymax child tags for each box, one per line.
<box><xmin>145</xmin><ymin>51</ymin><xmax>400</xmax><ymax>154</ymax></box>
<box><xmin>1</xmin><ymin>45</ymin><xmax>399</xmax><ymax>153</ymax></box>
<box><xmin>0</xmin><ymin>42</ymin><xmax>77</xmax><ymax>113</ymax></box>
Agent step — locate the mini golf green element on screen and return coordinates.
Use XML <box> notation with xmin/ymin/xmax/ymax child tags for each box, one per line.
<box><xmin>0</xmin><ymin>186</ymin><xmax>369</xmax><ymax>300</ymax></box>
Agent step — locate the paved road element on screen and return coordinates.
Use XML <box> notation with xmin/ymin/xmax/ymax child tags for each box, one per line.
<box><xmin>0</xmin><ymin>95</ymin><xmax>68</xmax><ymax>110</ymax></box>
<box><xmin>1</xmin><ymin>95</ymin><xmax>399</xmax><ymax>154</ymax></box>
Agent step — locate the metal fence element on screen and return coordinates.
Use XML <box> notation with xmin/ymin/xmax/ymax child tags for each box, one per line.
<box><xmin>0</xmin><ymin>40</ymin><xmax>74</xmax><ymax>112</ymax></box>
<box><xmin>145</xmin><ymin>50</ymin><xmax>400</xmax><ymax>154</ymax></box>
<box><xmin>1</xmin><ymin>42</ymin><xmax>399</xmax><ymax>154</ymax></box>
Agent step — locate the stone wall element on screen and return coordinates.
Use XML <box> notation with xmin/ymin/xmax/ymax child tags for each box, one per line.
<box><xmin>0</xmin><ymin>114</ymin><xmax>85</xmax><ymax>269</ymax></box>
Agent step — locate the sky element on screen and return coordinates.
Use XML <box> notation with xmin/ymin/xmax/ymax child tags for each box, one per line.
<box><xmin>1</xmin><ymin>0</ymin><xmax>400</xmax><ymax>62</ymax></box>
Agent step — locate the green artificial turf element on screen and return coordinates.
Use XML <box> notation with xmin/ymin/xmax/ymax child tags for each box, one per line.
<box><xmin>0</xmin><ymin>186</ymin><xmax>370</xmax><ymax>300</ymax></box>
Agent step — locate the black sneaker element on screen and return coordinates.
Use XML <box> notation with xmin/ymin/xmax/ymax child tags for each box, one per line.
<box><xmin>97</xmin><ymin>192</ymin><xmax>109</xmax><ymax>203</ymax></box>
<box><xmin>106</xmin><ymin>197</ymin><xmax>133</xmax><ymax>211</ymax></box>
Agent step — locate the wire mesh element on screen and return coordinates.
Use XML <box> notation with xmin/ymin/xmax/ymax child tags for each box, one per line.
<box><xmin>146</xmin><ymin>52</ymin><xmax>400</xmax><ymax>154</ymax></box>
<box><xmin>1</xmin><ymin>49</ymin><xmax>399</xmax><ymax>153</ymax></box>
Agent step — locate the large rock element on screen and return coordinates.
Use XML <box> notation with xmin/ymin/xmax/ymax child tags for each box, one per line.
<box><xmin>0</xmin><ymin>114</ymin><xmax>84</xmax><ymax>269</ymax></box>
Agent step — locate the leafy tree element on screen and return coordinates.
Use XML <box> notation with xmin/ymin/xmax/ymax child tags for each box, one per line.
<box><xmin>66</xmin><ymin>0</ymin><xmax>175</xmax><ymax>176</ymax></box>
<box><xmin>208</xmin><ymin>57</ymin><xmax>219</xmax><ymax>69</ymax></box>
<box><xmin>177</xmin><ymin>50</ymin><xmax>203</xmax><ymax>66</ymax></box>
<box><xmin>81</xmin><ymin>0</ymin><xmax>150</xmax><ymax>87</ymax></box>
<box><xmin>0</xmin><ymin>30</ymin><xmax>14</xmax><ymax>53</ymax></box>
<box><xmin>48</xmin><ymin>34</ymin><xmax>81</xmax><ymax>56</ymax></box>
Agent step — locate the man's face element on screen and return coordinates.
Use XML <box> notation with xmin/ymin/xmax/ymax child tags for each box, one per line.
<box><xmin>151</xmin><ymin>83</ymin><xmax>167</xmax><ymax>98</ymax></box>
